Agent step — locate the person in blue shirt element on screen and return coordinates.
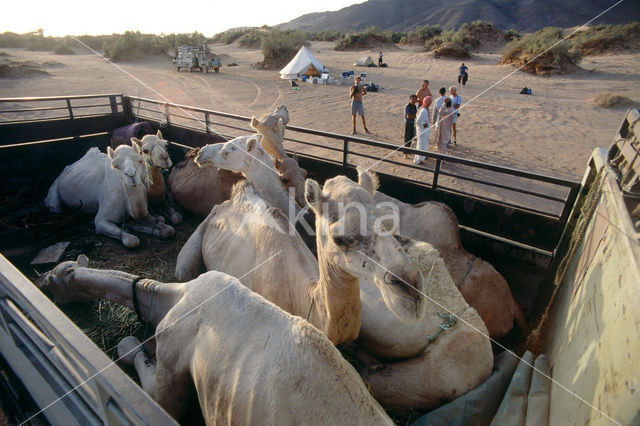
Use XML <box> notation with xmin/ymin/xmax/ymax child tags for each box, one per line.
<box><xmin>403</xmin><ymin>94</ymin><xmax>418</xmax><ymax>158</ymax></box>
<box><xmin>458</xmin><ymin>63</ymin><xmax>469</xmax><ymax>86</ymax></box>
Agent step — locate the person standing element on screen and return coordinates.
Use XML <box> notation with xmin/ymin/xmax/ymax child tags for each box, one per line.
<box><xmin>378</xmin><ymin>51</ymin><xmax>383</xmax><ymax>66</ymax></box>
<box><xmin>449</xmin><ymin>86</ymin><xmax>462</xmax><ymax>146</ymax></box>
<box><xmin>458</xmin><ymin>63</ymin><xmax>469</xmax><ymax>86</ymax></box>
<box><xmin>350</xmin><ymin>76</ymin><xmax>370</xmax><ymax>134</ymax></box>
<box><xmin>435</xmin><ymin>98</ymin><xmax>455</xmax><ymax>155</ymax></box>
<box><xmin>403</xmin><ymin>94</ymin><xmax>418</xmax><ymax>158</ymax></box>
<box><xmin>432</xmin><ymin>87</ymin><xmax>447</xmax><ymax>131</ymax></box>
<box><xmin>414</xmin><ymin>96</ymin><xmax>432</xmax><ymax>164</ymax></box>
<box><xmin>415</xmin><ymin>80</ymin><xmax>432</xmax><ymax>107</ymax></box>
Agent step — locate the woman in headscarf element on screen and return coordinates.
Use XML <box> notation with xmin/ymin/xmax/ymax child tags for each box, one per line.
<box><xmin>435</xmin><ymin>97</ymin><xmax>456</xmax><ymax>155</ymax></box>
<box><xmin>414</xmin><ymin>95</ymin><xmax>432</xmax><ymax>164</ymax></box>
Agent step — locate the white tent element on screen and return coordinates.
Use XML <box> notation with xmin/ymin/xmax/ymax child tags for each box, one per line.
<box><xmin>279</xmin><ymin>46</ymin><xmax>326</xmax><ymax>80</ymax></box>
<box><xmin>354</xmin><ymin>56</ymin><xmax>374</xmax><ymax>67</ymax></box>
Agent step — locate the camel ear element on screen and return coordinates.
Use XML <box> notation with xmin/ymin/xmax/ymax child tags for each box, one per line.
<box><xmin>246</xmin><ymin>138</ymin><xmax>257</xmax><ymax>152</ymax></box>
<box><xmin>131</xmin><ymin>137</ymin><xmax>141</xmax><ymax>145</ymax></box>
<box><xmin>305</xmin><ymin>179</ymin><xmax>324</xmax><ymax>214</ymax></box>
<box><xmin>131</xmin><ymin>140</ymin><xmax>142</xmax><ymax>154</ymax></box>
<box><xmin>107</xmin><ymin>146</ymin><xmax>116</xmax><ymax>159</ymax></box>
<box><xmin>77</xmin><ymin>254</ymin><xmax>89</xmax><ymax>267</ymax></box>
<box><xmin>250</xmin><ymin>117</ymin><xmax>259</xmax><ymax>130</ymax></box>
<box><xmin>156</xmin><ymin>130</ymin><xmax>163</xmax><ymax>139</ymax></box>
<box><xmin>357</xmin><ymin>166</ymin><xmax>379</xmax><ymax>195</ymax></box>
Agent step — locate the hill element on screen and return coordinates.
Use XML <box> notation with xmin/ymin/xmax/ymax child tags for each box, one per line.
<box><xmin>279</xmin><ymin>0</ymin><xmax>640</xmax><ymax>33</ymax></box>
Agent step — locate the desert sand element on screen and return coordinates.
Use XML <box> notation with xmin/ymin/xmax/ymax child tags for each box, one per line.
<box><xmin>1</xmin><ymin>41</ymin><xmax>638</xmax><ymax>181</ymax></box>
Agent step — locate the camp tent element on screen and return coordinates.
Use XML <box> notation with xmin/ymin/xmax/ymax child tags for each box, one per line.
<box><xmin>354</xmin><ymin>56</ymin><xmax>374</xmax><ymax>67</ymax></box>
<box><xmin>279</xmin><ymin>46</ymin><xmax>326</xmax><ymax>80</ymax></box>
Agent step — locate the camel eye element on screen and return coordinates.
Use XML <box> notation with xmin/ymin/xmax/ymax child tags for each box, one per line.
<box><xmin>143</xmin><ymin>149</ymin><xmax>149</xmax><ymax>154</ymax></box>
<box><xmin>333</xmin><ymin>236</ymin><xmax>350</xmax><ymax>247</ymax></box>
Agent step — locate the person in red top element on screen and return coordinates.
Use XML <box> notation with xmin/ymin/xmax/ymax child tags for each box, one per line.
<box><xmin>350</xmin><ymin>76</ymin><xmax>370</xmax><ymax>134</ymax></box>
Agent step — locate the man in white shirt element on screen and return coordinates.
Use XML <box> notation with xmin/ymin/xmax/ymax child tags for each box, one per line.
<box><xmin>432</xmin><ymin>87</ymin><xmax>447</xmax><ymax>132</ymax></box>
<box><xmin>449</xmin><ymin>86</ymin><xmax>462</xmax><ymax>146</ymax></box>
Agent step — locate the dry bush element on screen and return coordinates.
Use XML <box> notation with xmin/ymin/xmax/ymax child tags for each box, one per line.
<box><xmin>593</xmin><ymin>92</ymin><xmax>634</xmax><ymax>108</ymax></box>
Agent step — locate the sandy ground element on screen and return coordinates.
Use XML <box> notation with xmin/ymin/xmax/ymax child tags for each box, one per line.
<box><xmin>1</xmin><ymin>41</ymin><xmax>638</xmax><ymax>181</ymax></box>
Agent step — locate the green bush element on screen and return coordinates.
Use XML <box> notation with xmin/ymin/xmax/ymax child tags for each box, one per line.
<box><xmin>504</xmin><ymin>29</ymin><xmax>521</xmax><ymax>41</ymax></box>
<box><xmin>307</xmin><ymin>30</ymin><xmax>343</xmax><ymax>42</ymax></box>
<box><xmin>503</xmin><ymin>27</ymin><xmax>580</xmax><ymax>64</ymax></box>
<box><xmin>411</xmin><ymin>24</ymin><xmax>442</xmax><ymax>41</ymax></box>
<box><xmin>212</xmin><ymin>29</ymin><xmax>246</xmax><ymax>44</ymax></box>
<box><xmin>53</xmin><ymin>42</ymin><xmax>74</xmax><ymax>55</ymax></box>
<box><xmin>0</xmin><ymin>32</ymin><xmax>27</xmax><ymax>48</ymax></box>
<box><xmin>237</xmin><ymin>29</ymin><xmax>265</xmax><ymax>48</ymax></box>
<box><xmin>569</xmin><ymin>22</ymin><xmax>640</xmax><ymax>54</ymax></box>
<box><xmin>261</xmin><ymin>29</ymin><xmax>306</xmax><ymax>66</ymax></box>
<box><xmin>103</xmin><ymin>31</ymin><xmax>167</xmax><ymax>61</ymax></box>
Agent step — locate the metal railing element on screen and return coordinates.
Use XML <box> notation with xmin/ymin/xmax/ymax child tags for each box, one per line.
<box><xmin>127</xmin><ymin>96</ymin><xmax>581</xmax><ymax>221</ymax></box>
<box><xmin>0</xmin><ymin>94</ymin><xmax>125</xmax><ymax>123</ymax></box>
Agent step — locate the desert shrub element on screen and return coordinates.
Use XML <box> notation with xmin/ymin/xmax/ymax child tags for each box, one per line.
<box><xmin>503</xmin><ymin>27</ymin><xmax>580</xmax><ymax>65</ymax></box>
<box><xmin>53</xmin><ymin>42</ymin><xmax>74</xmax><ymax>55</ymax></box>
<box><xmin>568</xmin><ymin>22</ymin><xmax>640</xmax><ymax>54</ymax></box>
<box><xmin>164</xmin><ymin>32</ymin><xmax>210</xmax><ymax>50</ymax></box>
<box><xmin>238</xmin><ymin>29</ymin><xmax>266</xmax><ymax>48</ymax></box>
<box><xmin>502</xmin><ymin>27</ymin><xmax>581</xmax><ymax>74</ymax></box>
<box><xmin>384</xmin><ymin>31</ymin><xmax>407</xmax><ymax>43</ymax></box>
<box><xmin>75</xmin><ymin>35</ymin><xmax>108</xmax><ymax>51</ymax></box>
<box><xmin>593</xmin><ymin>92</ymin><xmax>634</xmax><ymax>108</ymax></box>
<box><xmin>212</xmin><ymin>29</ymin><xmax>246</xmax><ymax>44</ymax></box>
<box><xmin>261</xmin><ymin>28</ymin><xmax>306</xmax><ymax>67</ymax></box>
<box><xmin>103</xmin><ymin>31</ymin><xmax>168</xmax><ymax>61</ymax></box>
<box><xmin>410</xmin><ymin>25</ymin><xmax>442</xmax><ymax>42</ymax></box>
<box><xmin>399</xmin><ymin>36</ymin><xmax>408</xmax><ymax>44</ymax></box>
<box><xmin>0</xmin><ymin>32</ymin><xmax>27</xmax><ymax>48</ymax></box>
<box><xmin>464</xmin><ymin>43</ymin><xmax>473</xmax><ymax>51</ymax></box>
<box><xmin>505</xmin><ymin>29</ymin><xmax>521</xmax><ymax>41</ymax></box>
<box><xmin>307</xmin><ymin>30</ymin><xmax>343</xmax><ymax>42</ymax></box>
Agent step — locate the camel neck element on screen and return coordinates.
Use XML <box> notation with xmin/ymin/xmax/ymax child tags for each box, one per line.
<box><xmin>310</xmin><ymin>253</ymin><xmax>362</xmax><ymax>345</ymax></box>
<box><xmin>146</xmin><ymin>163</ymin><xmax>165</xmax><ymax>201</ymax></box>
<box><xmin>73</xmin><ymin>268</ymin><xmax>181</xmax><ymax>326</ymax></box>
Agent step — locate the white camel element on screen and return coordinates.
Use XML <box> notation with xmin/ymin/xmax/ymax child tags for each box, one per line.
<box><xmin>250</xmin><ymin>104</ymin><xmax>308</xmax><ymax>207</ymax></box>
<box><xmin>373</xmin><ymin>191</ymin><xmax>528</xmax><ymax>338</ymax></box>
<box><xmin>177</xmin><ymin>167</ymin><xmax>493</xmax><ymax>412</ymax></box>
<box><xmin>44</xmin><ymin>144</ymin><xmax>175</xmax><ymax>248</ymax></box>
<box><xmin>133</xmin><ymin>131</ymin><xmax>182</xmax><ymax>225</ymax></box>
<box><xmin>176</xmin><ymin>178</ymin><xmax>425</xmax><ymax>346</ymax></box>
<box><xmin>195</xmin><ymin>136</ymin><xmax>302</xmax><ymax>222</ymax></box>
<box><xmin>37</xmin><ymin>256</ymin><xmax>393</xmax><ymax>425</ymax></box>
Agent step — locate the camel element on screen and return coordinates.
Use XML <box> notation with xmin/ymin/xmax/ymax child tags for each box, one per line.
<box><xmin>176</xmin><ymin>175</ymin><xmax>425</xmax><ymax>346</ymax></box>
<box><xmin>355</xmin><ymin>236</ymin><xmax>493</xmax><ymax>413</ymax></box>
<box><xmin>132</xmin><ymin>131</ymin><xmax>182</xmax><ymax>225</ymax></box>
<box><xmin>195</xmin><ymin>136</ymin><xmax>303</xmax><ymax>222</ymax></box>
<box><xmin>250</xmin><ymin>104</ymin><xmax>308</xmax><ymax>207</ymax></box>
<box><xmin>176</xmin><ymin>168</ymin><xmax>493</xmax><ymax>412</ymax></box>
<box><xmin>373</xmin><ymin>191</ymin><xmax>529</xmax><ymax>338</ymax></box>
<box><xmin>167</xmin><ymin>147</ymin><xmax>244</xmax><ymax>217</ymax></box>
<box><xmin>37</xmin><ymin>256</ymin><xmax>393</xmax><ymax>425</ymax></box>
<box><xmin>44</xmin><ymin>144</ymin><xmax>175</xmax><ymax>248</ymax></box>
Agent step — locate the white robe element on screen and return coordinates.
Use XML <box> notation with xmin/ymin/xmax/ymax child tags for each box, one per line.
<box><xmin>414</xmin><ymin>107</ymin><xmax>431</xmax><ymax>164</ymax></box>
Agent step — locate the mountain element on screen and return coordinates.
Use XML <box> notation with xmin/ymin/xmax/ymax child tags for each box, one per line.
<box><xmin>279</xmin><ymin>0</ymin><xmax>640</xmax><ymax>33</ymax></box>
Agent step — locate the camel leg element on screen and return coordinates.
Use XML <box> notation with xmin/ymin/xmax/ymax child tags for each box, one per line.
<box><xmin>175</xmin><ymin>221</ymin><xmax>205</xmax><ymax>281</ymax></box>
<box><xmin>118</xmin><ymin>336</ymin><xmax>158</xmax><ymax>396</ymax></box>
<box><xmin>118</xmin><ymin>336</ymin><xmax>193</xmax><ymax>422</ymax></box>
<box><xmin>129</xmin><ymin>215</ymin><xmax>175</xmax><ymax>239</ymax></box>
<box><xmin>94</xmin><ymin>216</ymin><xmax>140</xmax><ymax>248</ymax></box>
<box><xmin>164</xmin><ymin>202</ymin><xmax>183</xmax><ymax>225</ymax></box>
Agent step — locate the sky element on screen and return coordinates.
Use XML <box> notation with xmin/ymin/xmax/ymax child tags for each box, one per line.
<box><xmin>2</xmin><ymin>0</ymin><xmax>366</xmax><ymax>37</ymax></box>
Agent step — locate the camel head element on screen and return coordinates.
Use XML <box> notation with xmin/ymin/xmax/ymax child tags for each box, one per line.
<box><xmin>107</xmin><ymin>142</ymin><xmax>149</xmax><ymax>219</ymax></box>
<box><xmin>37</xmin><ymin>255</ymin><xmax>90</xmax><ymax>304</ymax></box>
<box><xmin>196</xmin><ymin>135</ymin><xmax>270</xmax><ymax>175</ymax></box>
<box><xmin>276</xmin><ymin>155</ymin><xmax>308</xmax><ymax>207</ymax></box>
<box><xmin>132</xmin><ymin>130</ymin><xmax>172</xmax><ymax>170</ymax></box>
<box><xmin>305</xmin><ymin>167</ymin><xmax>426</xmax><ymax>320</ymax></box>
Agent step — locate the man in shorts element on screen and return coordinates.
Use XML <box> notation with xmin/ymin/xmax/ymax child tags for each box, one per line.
<box><xmin>415</xmin><ymin>79</ymin><xmax>432</xmax><ymax>107</ymax></box>
<box><xmin>350</xmin><ymin>76</ymin><xmax>370</xmax><ymax>134</ymax></box>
